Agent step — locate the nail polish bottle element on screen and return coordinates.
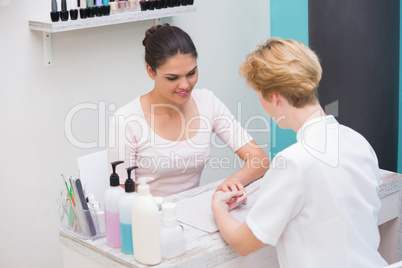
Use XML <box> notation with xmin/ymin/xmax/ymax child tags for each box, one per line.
<box><xmin>148</xmin><ymin>0</ymin><xmax>155</xmax><ymax>10</ymax></box>
<box><xmin>139</xmin><ymin>0</ymin><xmax>147</xmax><ymax>11</ymax></box>
<box><xmin>50</xmin><ymin>0</ymin><xmax>60</xmax><ymax>22</ymax></box>
<box><xmin>168</xmin><ymin>0</ymin><xmax>174</xmax><ymax>8</ymax></box>
<box><xmin>87</xmin><ymin>0</ymin><xmax>95</xmax><ymax>17</ymax></box>
<box><xmin>154</xmin><ymin>0</ymin><xmax>161</xmax><ymax>9</ymax></box>
<box><xmin>118</xmin><ymin>0</ymin><xmax>127</xmax><ymax>11</ymax></box>
<box><xmin>60</xmin><ymin>0</ymin><xmax>69</xmax><ymax>21</ymax></box>
<box><xmin>79</xmin><ymin>0</ymin><xmax>87</xmax><ymax>18</ymax></box>
<box><xmin>69</xmin><ymin>0</ymin><xmax>78</xmax><ymax>20</ymax></box>
<box><xmin>102</xmin><ymin>0</ymin><xmax>111</xmax><ymax>15</ymax></box>
<box><xmin>110</xmin><ymin>0</ymin><xmax>118</xmax><ymax>12</ymax></box>
<box><xmin>94</xmin><ymin>0</ymin><xmax>103</xmax><ymax>16</ymax></box>
<box><xmin>128</xmin><ymin>0</ymin><xmax>137</xmax><ymax>10</ymax></box>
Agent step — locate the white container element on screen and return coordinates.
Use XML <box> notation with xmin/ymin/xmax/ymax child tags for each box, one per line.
<box><xmin>160</xmin><ymin>203</ymin><xmax>185</xmax><ymax>259</ymax></box>
<box><xmin>131</xmin><ymin>177</ymin><xmax>161</xmax><ymax>265</ymax></box>
<box><xmin>87</xmin><ymin>194</ymin><xmax>106</xmax><ymax>234</ymax></box>
<box><xmin>104</xmin><ymin>161</ymin><xmax>125</xmax><ymax>248</ymax></box>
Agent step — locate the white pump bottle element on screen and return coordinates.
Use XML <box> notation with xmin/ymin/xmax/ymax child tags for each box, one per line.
<box><xmin>131</xmin><ymin>177</ymin><xmax>161</xmax><ymax>265</ymax></box>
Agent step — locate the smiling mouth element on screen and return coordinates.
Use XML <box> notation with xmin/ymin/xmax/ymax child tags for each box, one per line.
<box><xmin>176</xmin><ymin>89</ymin><xmax>191</xmax><ymax>95</ymax></box>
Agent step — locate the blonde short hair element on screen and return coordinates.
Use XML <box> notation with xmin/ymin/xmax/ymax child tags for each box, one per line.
<box><xmin>239</xmin><ymin>38</ymin><xmax>322</xmax><ymax>108</ymax></box>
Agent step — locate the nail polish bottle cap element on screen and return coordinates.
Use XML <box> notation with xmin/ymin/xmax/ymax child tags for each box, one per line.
<box><xmin>50</xmin><ymin>11</ymin><xmax>60</xmax><ymax>22</ymax></box>
<box><xmin>60</xmin><ymin>10</ymin><xmax>69</xmax><ymax>21</ymax></box>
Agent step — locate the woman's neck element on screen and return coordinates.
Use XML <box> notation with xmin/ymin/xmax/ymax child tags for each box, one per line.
<box><xmin>145</xmin><ymin>89</ymin><xmax>187</xmax><ymax>116</ymax></box>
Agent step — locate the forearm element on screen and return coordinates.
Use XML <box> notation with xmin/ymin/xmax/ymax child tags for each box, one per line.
<box><xmin>212</xmin><ymin>201</ymin><xmax>244</xmax><ymax>253</ymax></box>
<box><xmin>229</xmin><ymin>160</ymin><xmax>267</xmax><ymax>187</ymax></box>
<box><xmin>235</xmin><ymin>140</ymin><xmax>270</xmax><ymax>186</ymax></box>
<box><xmin>212</xmin><ymin>200</ymin><xmax>264</xmax><ymax>256</ymax></box>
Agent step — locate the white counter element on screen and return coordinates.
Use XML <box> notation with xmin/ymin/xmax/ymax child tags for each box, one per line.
<box><xmin>60</xmin><ymin>169</ymin><xmax>402</xmax><ymax>267</ymax></box>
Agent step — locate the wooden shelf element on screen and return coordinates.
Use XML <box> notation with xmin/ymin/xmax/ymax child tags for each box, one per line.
<box><xmin>28</xmin><ymin>5</ymin><xmax>196</xmax><ymax>67</ymax></box>
<box><xmin>29</xmin><ymin>5</ymin><xmax>196</xmax><ymax>33</ymax></box>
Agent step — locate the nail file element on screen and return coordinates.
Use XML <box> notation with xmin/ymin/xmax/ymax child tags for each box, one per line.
<box><xmin>236</xmin><ymin>185</ymin><xmax>260</xmax><ymax>204</ymax></box>
<box><xmin>75</xmin><ymin>178</ymin><xmax>97</xmax><ymax>236</ymax></box>
<box><xmin>70</xmin><ymin>177</ymin><xmax>89</xmax><ymax>236</ymax></box>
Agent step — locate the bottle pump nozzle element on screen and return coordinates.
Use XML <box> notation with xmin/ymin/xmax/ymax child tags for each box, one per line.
<box><xmin>110</xmin><ymin>161</ymin><xmax>124</xmax><ymax>187</ymax></box>
<box><xmin>125</xmin><ymin>166</ymin><xmax>138</xmax><ymax>193</ymax></box>
<box><xmin>137</xmin><ymin>177</ymin><xmax>155</xmax><ymax>195</ymax></box>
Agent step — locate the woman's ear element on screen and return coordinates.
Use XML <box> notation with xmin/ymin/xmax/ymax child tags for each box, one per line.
<box><xmin>146</xmin><ymin>64</ymin><xmax>156</xmax><ymax>80</ymax></box>
<box><xmin>271</xmin><ymin>92</ymin><xmax>280</xmax><ymax>107</ymax></box>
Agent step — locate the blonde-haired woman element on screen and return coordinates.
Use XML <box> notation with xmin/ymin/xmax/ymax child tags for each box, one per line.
<box><xmin>212</xmin><ymin>38</ymin><xmax>387</xmax><ymax>268</ymax></box>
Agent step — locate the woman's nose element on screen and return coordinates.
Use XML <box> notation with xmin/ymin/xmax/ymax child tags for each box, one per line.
<box><xmin>179</xmin><ymin>77</ymin><xmax>190</xmax><ymax>89</ymax></box>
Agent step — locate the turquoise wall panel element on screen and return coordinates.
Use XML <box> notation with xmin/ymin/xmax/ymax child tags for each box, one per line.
<box><xmin>269</xmin><ymin>0</ymin><xmax>308</xmax><ymax>156</ymax></box>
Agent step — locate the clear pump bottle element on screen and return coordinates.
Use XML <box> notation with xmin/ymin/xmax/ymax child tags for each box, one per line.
<box><xmin>87</xmin><ymin>193</ymin><xmax>106</xmax><ymax>235</ymax></box>
<box><xmin>118</xmin><ymin>166</ymin><xmax>138</xmax><ymax>255</ymax></box>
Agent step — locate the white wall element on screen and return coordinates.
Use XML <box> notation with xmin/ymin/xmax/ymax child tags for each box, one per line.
<box><xmin>0</xmin><ymin>0</ymin><xmax>269</xmax><ymax>267</ymax></box>
<box><xmin>166</xmin><ymin>1</ymin><xmax>271</xmax><ymax>184</ymax></box>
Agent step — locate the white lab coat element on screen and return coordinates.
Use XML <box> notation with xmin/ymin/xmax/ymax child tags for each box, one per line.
<box><xmin>246</xmin><ymin>115</ymin><xmax>387</xmax><ymax>268</ymax></box>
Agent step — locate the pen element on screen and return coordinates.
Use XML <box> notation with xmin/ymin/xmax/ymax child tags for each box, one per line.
<box><xmin>236</xmin><ymin>185</ymin><xmax>260</xmax><ymax>204</ymax></box>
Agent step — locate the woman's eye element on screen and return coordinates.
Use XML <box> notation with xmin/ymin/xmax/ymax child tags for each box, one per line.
<box><xmin>167</xmin><ymin>77</ymin><xmax>177</xmax><ymax>81</ymax></box>
<box><xmin>187</xmin><ymin>71</ymin><xmax>196</xmax><ymax>76</ymax></box>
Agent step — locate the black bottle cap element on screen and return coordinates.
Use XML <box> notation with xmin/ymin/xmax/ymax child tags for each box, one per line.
<box><xmin>94</xmin><ymin>6</ymin><xmax>103</xmax><ymax>16</ymax></box>
<box><xmin>60</xmin><ymin>10</ymin><xmax>69</xmax><ymax>21</ymax></box>
<box><xmin>102</xmin><ymin>5</ymin><xmax>111</xmax><ymax>15</ymax></box>
<box><xmin>87</xmin><ymin>7</ymin><xmax>95</xmax><ymax>17</ymax></box>
<box><xmin>70</xmin><ymin>9</ymin><xmax>78</xmax><ymax>20</ymax></box>
<box><xmin>125</xmin><ymin>166</ymin><xmax>138</xmax><ymax>193</ymax></box>
<box><xmin>110</xmin><ymin>161</ymin><xmax>124</xmax><ymax>187</ymax></box>
<box><xmin>140</xmin><ymin>1</ymin><xmax>147</xmax><ymax>11</ymax></box>
<box><xmin>80</xmin><ymin>8</ymin><xmax>87</xmax><ymax>19</ymax></box>
<box><xmin>155</xmin><ymin>0</ymin><xmax>161</xmax><ymax>9</ymax></box>
<box><xmin>50</xmin><ymin>11</ymin><xmax>60</xmax><ymax>22</ymax></box>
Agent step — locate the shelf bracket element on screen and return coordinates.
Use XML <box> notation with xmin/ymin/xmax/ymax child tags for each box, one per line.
<box><xmin>43</xmin><ymin>32</ymin><xmax>53</xmax><ymax>68</ymax></box>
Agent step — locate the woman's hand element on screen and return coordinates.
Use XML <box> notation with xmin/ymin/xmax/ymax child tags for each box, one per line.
<box><xmin>216</xmin><ymin>177</ymin><xmax>246</xmax><ymax>193</ymax></box>
<box><xmin>212</xmin><ymin>190</ymin><xmax>244</xmax><ymax>212</ymax></box>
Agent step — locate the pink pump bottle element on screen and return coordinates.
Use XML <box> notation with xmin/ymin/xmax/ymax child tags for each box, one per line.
<box><xmin>104</xmin><ymin>161</ymin><xmax>125</xmax><ymax>248</ymax></box>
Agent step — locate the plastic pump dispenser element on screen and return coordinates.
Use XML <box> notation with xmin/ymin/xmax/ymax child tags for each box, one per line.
<box><xmin>104</xmin><ymin>160</ymin><xmax>125</xmax><ymax>248</ymax></box>
<box><xmin>118</xmin><ymin>166</ymin><xmax>138</xmax><ymax>255</ymax></box>
<box><xmin>131</xmin><ymin>177</ymin><xmax>161</xmax><ymax>265</ymax></box>
<box><xmin>87</xmin><ymin>194</ymin><xmax>106</xmax><ymax>234</ymax></box>
<box><xmin>160</xmin><ymin>203</ymin><xmax>186</xmax><ymax>259</ymax></box>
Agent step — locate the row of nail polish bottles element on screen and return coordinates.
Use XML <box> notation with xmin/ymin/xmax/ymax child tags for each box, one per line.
<box><xmin>139</xmin><ymin>0</ymin><xmax>194</xmax><ymax>11</ymax></box>
<box><xmin>110</xmin><ymin>0</ymin><xmax>140</xmax><ymax>13</ymax></box>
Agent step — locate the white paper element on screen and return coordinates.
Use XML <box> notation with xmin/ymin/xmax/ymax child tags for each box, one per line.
<box><xmin>77</xmin><ymin>150</ymin><xmax>109</xmax><ymax>208</ymax></box>
<box><xmin>176</xmin><ymin>179</ymin><xmax>263</xmax><ymax>233</ymax></box>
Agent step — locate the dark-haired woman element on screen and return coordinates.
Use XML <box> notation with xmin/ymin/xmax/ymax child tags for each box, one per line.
<box><xmin>109</xmin><ymin>24</ymin><xmax>269</xmax><ymax>197</ymax></box>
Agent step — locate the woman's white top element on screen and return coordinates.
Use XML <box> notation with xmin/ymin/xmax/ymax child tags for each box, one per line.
<box><xmin>246</xmin><ymin>115</ymin><xmax>387</xmax><ymax>268</ymax></box>
<box><xmin>109</xmin><ymin>88</ymin><xmax>252</xmax><ymax>197</ymax></box>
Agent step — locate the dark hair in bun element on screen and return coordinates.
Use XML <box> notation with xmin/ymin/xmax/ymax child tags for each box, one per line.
<box><xmin>143</xmin><ymin>23</ymin><xmax>198</xmax><ymax>72</ymax></box>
